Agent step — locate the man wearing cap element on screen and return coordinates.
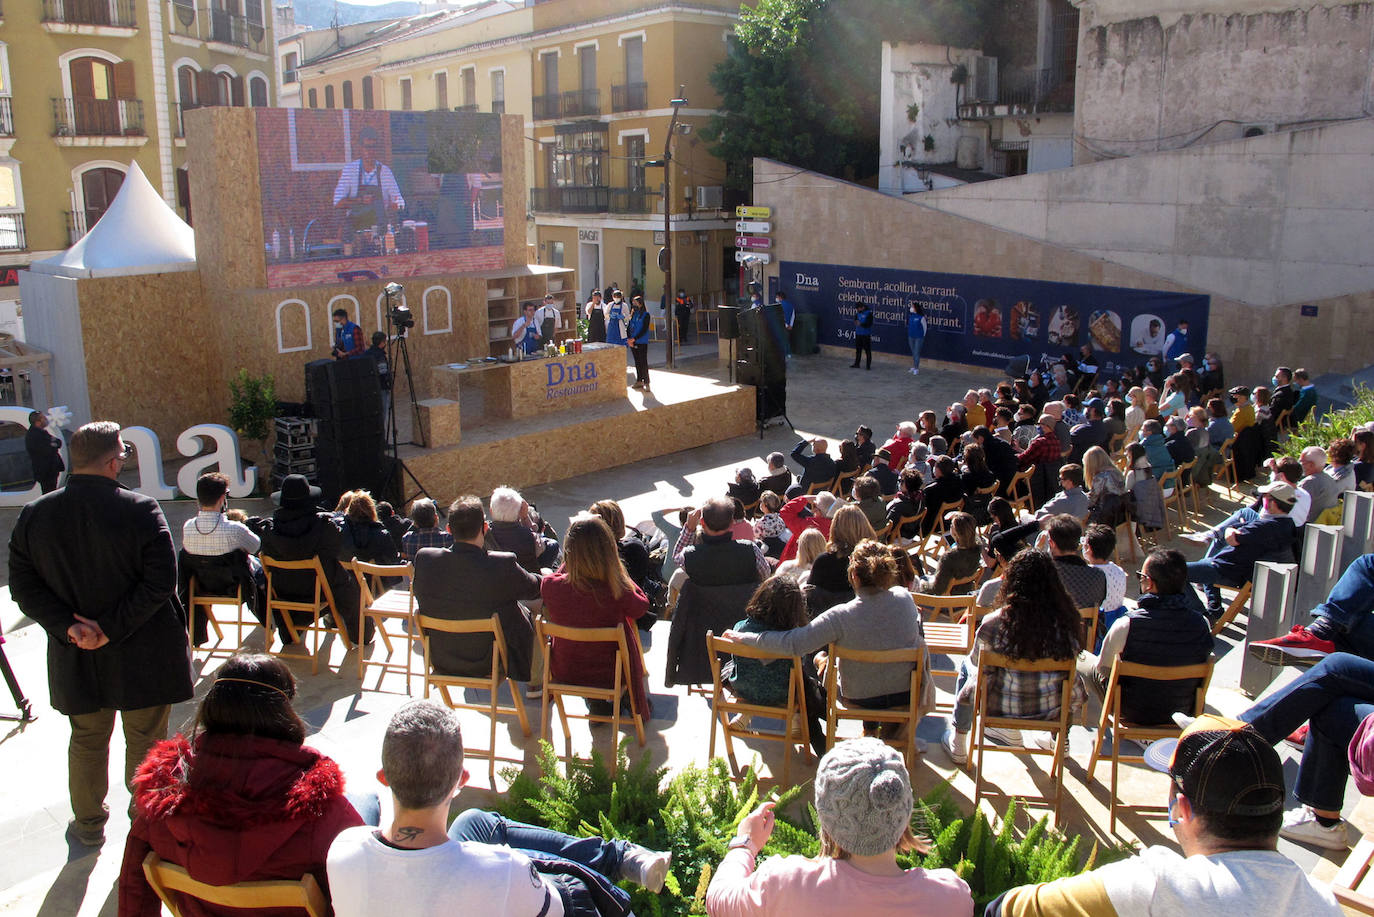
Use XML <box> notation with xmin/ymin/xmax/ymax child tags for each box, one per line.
<box><xmin>987</xmin><ymin>714</ymin><xmax>1341</xmax><ymax>915</ymax></box>
<box><xmin>1228</xmin><ymin>385</ymin><xmax>1255</xmax><ymax>433</ymax></box>
<box><xmin>867</xmin><ymin>448</ymin><xmax>898</xmax><ymax>496</ymax></box>
<box><xmin>1184</xmin><ymin>480</ymin><xmax>1298</xmax><ymax>620</ymax></box>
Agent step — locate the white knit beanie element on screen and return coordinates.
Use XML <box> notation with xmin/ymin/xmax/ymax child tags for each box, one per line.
<box><xmin>814</xmin><ymin>737</ymin><xmax>913</xmax><ymax>856</ymax></box>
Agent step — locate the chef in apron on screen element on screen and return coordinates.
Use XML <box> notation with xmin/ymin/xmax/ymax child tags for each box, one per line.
<box><xmin>333</xmin><ymin>126</ymin><xmax>406</xmax><ymax>235</ymax></box>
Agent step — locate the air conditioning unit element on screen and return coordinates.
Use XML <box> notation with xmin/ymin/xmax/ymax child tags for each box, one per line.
<box><xmin>696</xmin><ymin>185</ymin><xmax>723</xmax><ymax>209</ymax></box>
<box><xmin>973</xmin><ymin>56</ymin><xmax>997</xmax><ymax>103</ymax></box>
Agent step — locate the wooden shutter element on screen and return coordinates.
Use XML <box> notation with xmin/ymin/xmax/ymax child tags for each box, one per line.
<box><xmin>231</xmin><ymin>75</ymin><xmax>245</xmax><ymax>107</ymax></box>
<box><xmin>197</xmin><ymin>69</ymin><xmax>218</xmax><ymax>106</ymax></box>
<box><xmin>113</xmin><ymin>61</ymin><xmax>137</xmax><ymax>100</ymax></box>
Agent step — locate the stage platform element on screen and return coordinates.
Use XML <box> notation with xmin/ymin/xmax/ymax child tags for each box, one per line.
<box><xmin>397</xmin><ymin>362</ymin><xmax>755</xmax><ymax>499</ymax></box>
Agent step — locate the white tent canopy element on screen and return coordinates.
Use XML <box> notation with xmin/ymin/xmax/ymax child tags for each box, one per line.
<box><xmin>30</xmin><ymin>161</ymin><xmax>197</xmax><ymax>278</ymax></box>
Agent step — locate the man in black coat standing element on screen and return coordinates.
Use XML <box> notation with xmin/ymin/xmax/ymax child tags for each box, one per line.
<box><xmin>9</xmin><ymin>421</ymin><xmax>192</xmax><ymax>847</ymax></box>
<box><xmin>25</xmin><ymin>410</ymin><xmax>64</xmax><ymax>493</ymax></box>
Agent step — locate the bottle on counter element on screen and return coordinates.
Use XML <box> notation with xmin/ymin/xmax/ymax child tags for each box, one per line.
<box><xmin>384</xmin><ymin>224</ymin><xmax>396</xmax><ymax>255</ymax></box>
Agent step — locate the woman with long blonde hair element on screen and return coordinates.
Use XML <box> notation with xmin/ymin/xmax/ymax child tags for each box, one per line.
<box><xmin>540</xmin><ymin>514</ymin><xmax>651</xmax><ymax>717</ymax></box>
<box><xmin>806</xmin><ymin>505</ymin><xmax>876</xmax><ymax>596</ymax></box>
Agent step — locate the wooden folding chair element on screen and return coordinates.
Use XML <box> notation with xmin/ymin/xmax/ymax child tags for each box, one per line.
<box><xmin>941</xmin><ymin>567</ymin><xmax>982</xmax><ymax>597</ymax></box>
<box><xmin>934</xmin><ymin>498</ymin><xmax>965</xmax><ymax>538</ymax></box>
<box><xmin>913</xmin><ymin>592</ymin><xmax>981</xmax><ymax>713</ymax></box>
<box><xmin>1078</xmin><ymin>606</ymin><xmax>1100</xmax><ymax>653</ymax></box>
<box><xmin>1158</xmin><ymin>467</ymin><xmax>1188</xmax><ymax>535</ymax></box>
<box><xmin>887</xmin><ymin>509</ymin><xmax>923</xmax><ymax>547</ymax></box>
<box><xmin>1333</xmin><ymin>833</ymin><xmax>1374</xmax><ymax>914</ymax></box>
<box><xmin>260</xmin><ymin>555</ymin><xmax>350</xmax><ymax>676</ymax></box>
<box><xmin>971</xmin><ymin>652</ymin><xmax>1076</xmax><ymax>824</ymax></box>
<box><xmin>1210</xmin><ymin>580</ymin><xmax>1253</xmax><ymax>636</ymax></box>
<box><xmin>1176</xmin><ymin>458</ymin><xmax>1203</xmax><ymax>517</ymax></box>
<box><xmin>1274</xmin><ymin>407</ymin><xmax>1293</xmax><ymax>437</ymax></box>
<box><xmin>741</xmin><ymin>498</ymin><xmax>760</xmax><ymax>519</ymax></box>
<box><xmin>1217</xmin><ymin>435</ymin><xmax>1238</xmax><ymax>498</ymax></box>
<box><xmin>804</xmin><ymin>480</ymin><xmax>830</xmax><ymax>497</ymax></box>
<box><xmin>142</xmin><ymin>852</ymin><xmax>327</xmax><ymax>917</ymax></box>
<box><xmin>186</xmin><ymin>571</ymin><xmax>252</xmax><ymax>662</ymax></box>
<box><xmin>1085</xmin><ymin>658</ymin><xmax>1214</xmax><ymax>834</ymax></box>
<box><xmin>706</xmin><ymin>631</ymin><xmax>812</xmax><ymax>785</ymax></box>
<box><xmin>823</xmin><ymin>643</ymin><xmax>925</xmax><ymax>769</ymax></box>
<box><xmin>1006</xmin><ymin>467</ymin><xmax>1034</xmax><ymax>515</ymax></box>
<box><xmin>416</xmin><ymin>613</ymin><xmax>533</xmax><ymax>782</ymax></box>
<box><xmin>831</xmin><ymin>467</ymin><xmax>861</xmax><ymax>497</ymax></box>
<box><xmin>349</xmin><ymin>560</ymin><xmax>415</xmax><ymax>688</ymax></box>
<box><xmin>1106</xmin><ymin>431</ymin><xmax>1126</xmax><ymax>458</ymax></box>
<box><xmin>535</xmin><ymin>617</ymin><xmax>647</xmax><ymax>774</ymax></box>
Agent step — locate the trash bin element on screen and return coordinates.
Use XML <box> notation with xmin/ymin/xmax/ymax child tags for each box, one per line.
<box><xmin>793</xmin><ymin>313</ymin><xmax>818</xmax><ymax>356</ymax></box>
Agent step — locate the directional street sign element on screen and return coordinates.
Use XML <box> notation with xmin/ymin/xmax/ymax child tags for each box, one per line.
<box><xmin>734</xmin><ymin>251</ymin><xmax>771</xmax><ymax>263</ymax></box>
<box><xmin>735</xmin><ymin>235</ymin><xmax>771</xmax><ymax>250</ymax></box>
<box><xmin>736</xmin><ymin>205</ymin><xmax>771</xmax><ymax>219</ymax></box>
<box><xmin>735</xmin><ymin>220</ymin><xmax>771</xmax><ymax>233</ymax></box>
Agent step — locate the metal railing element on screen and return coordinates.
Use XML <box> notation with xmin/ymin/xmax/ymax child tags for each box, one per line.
<box><xmin>66</xmin><ymin>208</ymin><xmax>103</xmax><ymax>244</ymax></box>
<box><xmin>453</xmin><ymin>103</ymin><xmax>479</xmax><ymax>112</ymax></box>
<box><xmin>611</xmin><ymin>82</ymin><xmax>647</xmax><ymax>112</ymax></box>
<box><xmin>530</xmin><ymin>186</ymin><xmax>610</xmax><ymax>213</ymax></box>
<box><xmin>561</xmin><ymin>88</ymin><xmax>599</xmax><ymax>117</ymax></box>
<box><xmin>208</xmin><ymin>6</ymin><xmax>265</xmax><ymax>51</ymax></box>
<box><xmin>52</xmin><ymin>97</ymin><xmax>144</xmax><ymax>137</ymax></box>
<box><xmin>532</xmin><ymin>93</ymin><xmax>560</xmax><ymax>120</ymax></box>
<box><xmin>609</xmin><ymin>187</ymin><xmax>659</xmax><ymax>214</ymax></box>
<box><xmin>0</xmin><ymin>214</ymin><xmax>25</xmax><ymax>252</ymax></box>
<box><xmin>997</xmin><ymin>68</ymin><xmax>1073</xmax><ymax>113</ymax></box>
<box><xmin>41</xmin><ymin>0</ymin><xmax>137</xmax><ymax>26</ymax></box>
<box><xmin>0</xmin><ymin>99</ymin><xmax>12</xmax><ymax>137</ymax></box>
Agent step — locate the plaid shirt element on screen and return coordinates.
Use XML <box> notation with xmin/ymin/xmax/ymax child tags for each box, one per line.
<box><xmin>672</xmin><ymin>525</ymin><xmax>770</xmax><ymax>580</ymax></box>
<box><xmin>962</xmin><ymin>612</ymin><xmax>1084</xmax><ymax>721</ymax></box>
<box><xmin>182</xmin><ymin>511</ymin><xmax>260</xmax><ymax>556</ymax></box>
<box><xmin>401</xmin><ymin>526</ymin><xmax>453</xmax><ymax>561</ymax></box>
<box><xmin>1018</xmin><ymin>431</ymin><xmax>1062</xmax><ymax>470</ymax></box>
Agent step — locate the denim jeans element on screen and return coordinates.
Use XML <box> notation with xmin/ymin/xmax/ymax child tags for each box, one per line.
<box><xmin>952</xmin><ymin>658</ymin><xmax>975</xmax><ymax>731</ymax></box>
<box><xmin>1241</xmin><ymin>652</ymin><xmax>1374</xmax><ymax>812</ymax></box>
<box><xmin>1185</xmin><ymin>559</ymin><xmax>1247</xmax><ymax>614</ymax></box>
<box><xmin>1311</xmin><ymin>554</ymin><xmax>1374</xmax><ymax>659</ymax></box>
<box><xmin>1203</xmin><ymin>507</ymin><xmax>1259</xmax><ymax>559</ymax></box>
<box><xmin>908</xmin><ymin>336</ymin><xmax>924</xmax><ymax>371</ymax></box>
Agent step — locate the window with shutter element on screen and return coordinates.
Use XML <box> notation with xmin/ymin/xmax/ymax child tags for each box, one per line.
<box><xmin>231</xmin><ymin>74</ymin><xmax>244</xmax><ymax>106</ymax></box>
<box><xmin>342</xmin><ymin>80</ymin><xmax>353</xmax><ymax>108</ymax></box>
<box><xmin>308</xmin><ymin>87</ymin><xmax>317</xmax><ymax>108</ymax></box>
<box><xmin>250</xmin><ymin>76</ymin><xmax>268</xmax><ymax>107</ymax></box>
<box><xmin>324</xmin><ymin>84</ymin><xmax>335</xmax><ymax>108</ymax></box>
<box><xmin>361</xmin><ymin>76</ymin><xmax>374</xmax><ymax>109</ymax></box>
<box><xmin>434</xmin><ymin>72</ymin><xmax>447</xmax><ymax>110</ymax></box>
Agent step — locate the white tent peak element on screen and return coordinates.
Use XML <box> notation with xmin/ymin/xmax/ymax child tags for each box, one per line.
<box><xmin>31</xmin><ymin>161</ymin><xmax>197</xmax><ymax>278</ymax></box>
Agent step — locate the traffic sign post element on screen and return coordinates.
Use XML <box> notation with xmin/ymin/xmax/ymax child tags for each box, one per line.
<box><xmin>736</xmin><ymin>205</ymin><xmax>771</xmax><ymax>219</ymax></box>
<box><xmin>735</xmin><ymin>220</ymin><xmax>771</xmax><ymax>233</ymax></box>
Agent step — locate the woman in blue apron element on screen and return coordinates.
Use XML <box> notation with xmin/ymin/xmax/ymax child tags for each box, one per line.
<box><xmin>604</xmin><ymin>291</ymin><xmax>628</xmax><ymax>346</ymax></box>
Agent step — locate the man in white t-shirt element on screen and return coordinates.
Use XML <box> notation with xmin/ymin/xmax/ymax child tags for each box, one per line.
<box><xmin>327</xmin><ymin>701</ymin><xmax>670</xmax><ymax>917</ymax></box>
<box><xmin>984</xmin><ymin>713</ymin><xmax>1341</xmax><ymax>916</ymax></box>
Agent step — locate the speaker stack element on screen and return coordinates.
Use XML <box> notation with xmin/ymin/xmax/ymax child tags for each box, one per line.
<box><xmin>735</xmin><ymin>304</ymin><xmax>788</xmax><ymax>423</ymax></box>
<box><xmin>305</xmin><ymin>359</ymin><xmax>387</xmax><ymax>503</ymax></box>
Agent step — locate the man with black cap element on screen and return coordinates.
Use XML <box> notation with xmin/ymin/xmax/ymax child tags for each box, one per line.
<box><xmin>985</xmin><ymin>713</ymin><xmax>1341</xmax><ymax>915</ymax></box>
<box><xmin>1184</xmin><ymin>479</ymin><xmax>1298</xmax><ymax>620</ymax></box>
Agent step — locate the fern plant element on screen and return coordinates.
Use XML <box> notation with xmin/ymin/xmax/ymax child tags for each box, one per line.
<box><xmin>499</xmin><ymin>742</ymin><xmax>1129</xmax><ymax>914</ymax></box>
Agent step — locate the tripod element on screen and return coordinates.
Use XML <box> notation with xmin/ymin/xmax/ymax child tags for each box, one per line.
<box><xmin>0</xmin><ymin>636</ymin><xmax>35</xmax><ymax>724</ymax></box>
<box><xmin>380</xmin><ymin>287</ymin><xmax>431</xmax><ymax>508</ymax></box>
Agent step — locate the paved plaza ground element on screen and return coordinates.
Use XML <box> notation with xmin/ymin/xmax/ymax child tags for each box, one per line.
<box><xmin>0</xmin><ymin>347</ymin><xmax>1356</xmax><ymax>915</ymax></box>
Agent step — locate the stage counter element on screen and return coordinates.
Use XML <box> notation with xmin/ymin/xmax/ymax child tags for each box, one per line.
<box><xmin>425</xmin><ymin>343</ymin><xmax>628</xmax><ymax>444</ymax></box>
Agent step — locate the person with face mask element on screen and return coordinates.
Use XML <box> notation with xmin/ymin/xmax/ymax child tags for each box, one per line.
<box><xmin>331</xmin><ymin>308</ymin><xmax>366</xmax><ymax>359</ymax></box>
<box><xmin>604</xmin><ymin>289</ymin><xmax>628</xmax><ymax>346</ymax></box>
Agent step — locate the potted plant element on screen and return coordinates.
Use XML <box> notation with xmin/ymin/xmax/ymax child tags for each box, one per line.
<box><xmin>228</xmin><ymin>368</ymin><xmax>277</xmax><ymax>490</ymax></box>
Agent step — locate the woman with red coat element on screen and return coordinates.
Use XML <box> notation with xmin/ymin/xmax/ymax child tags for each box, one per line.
<box><xmin>118</xmin><ymin>654</ymin><xmax>363</xmax><ymax>916</ymax></box>
<box><xmin>541</xmin><ymin>514</ymin><xmax>652</xmax><ymax>720</ymax></box>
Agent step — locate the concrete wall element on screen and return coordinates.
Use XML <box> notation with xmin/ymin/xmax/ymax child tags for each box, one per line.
<box><xmin>1074</xmin><ymin>1</ymin><xmax>1374</xmax><ymax>160</ymax></box>
<box><xmin>753</xmin><ymin>156</ymin><xmax>1374</xmax><ymax>384</ymax></box>
<box><xmin>909</xmin><ymin>118</ymin><xmax>1374</xmax><ymax>308</ymax></box>
<box><xmin>878</xmin><ymin>43</ymin><xmax>982</xmax><ymax>193</ymax></box>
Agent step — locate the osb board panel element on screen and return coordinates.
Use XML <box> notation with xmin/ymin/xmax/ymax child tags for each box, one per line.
<box><xmin>418</xmin><ymin>398</ymin><xmax>461</xmax><ymax>447</ymax></box>
<box><xmin>501</xmin><ymin>113</ymin><xmax>528</xmax><ymax>268</ymax></box>
<box><xmin>186</xmin><ymin>107</ymin><xmax>266</xmax><ymax>294</ymax></box>
<box><xmin>507</xmin><ymin>346</ymin><xmax>627</xmax><ymax>418</ymax></box>
<box><xmin>78</xmin><ymin>272</ymin><xmax>223</xmax><ymax>451</ymax></box>
<box><xmin>406</xmin><ymin>385</ymin><xmax>754</xmax><ymax>498</ymax></box>
<box><xmin>753</xmin><ymin>159</ymin><xmax>1374</xmax><ymax>382</ymax></box>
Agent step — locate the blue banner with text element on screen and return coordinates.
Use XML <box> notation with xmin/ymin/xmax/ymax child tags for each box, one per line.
<box><xmin>781</xmin><ymin>261</ymin><xmax>1210</xmax><ymax>375</ymax></box>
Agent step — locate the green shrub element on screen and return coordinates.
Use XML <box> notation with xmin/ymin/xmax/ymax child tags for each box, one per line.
<box><xmin>1277</xmin><ymin>384</ymin><xmax>1374</xmax><ymax>460</ymax></box>
<box><xmin>500</xmin><ymin>741</ymin><xmax>1130</xmax><ymax>914</ymax></box>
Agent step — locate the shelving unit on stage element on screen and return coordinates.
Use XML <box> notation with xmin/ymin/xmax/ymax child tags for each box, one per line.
<box><xmin>484</xmin><ymin>272</ymin><xmax>577</xmax><ymax>357</ymax></box>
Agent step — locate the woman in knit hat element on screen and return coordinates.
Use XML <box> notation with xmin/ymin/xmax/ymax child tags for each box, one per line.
<box><xmin>704</xmin><ymin>737</ymin><xmax>972</xmax><ymax>916</ymax></box>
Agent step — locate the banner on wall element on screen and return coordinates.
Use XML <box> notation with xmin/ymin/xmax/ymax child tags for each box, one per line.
<box><xmin>781</xmin><ymin>261</ymin><xmax>1210</xmax><ymax>375</ymax></box>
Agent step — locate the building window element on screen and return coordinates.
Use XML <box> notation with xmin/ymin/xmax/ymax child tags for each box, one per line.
<box><xmin>624</xmin><ymin>36</ymin><xmax>643</xmax><ymax>84</ymax></box>
<box><xmin>74</xmin><ymin>165</ymin><xmax>124</xmax><ymax>239</ymax></box>
<box><xmin>461</xmin><ymin>67</ymin><xmax>475</xmax><ymax>108</ymax></box>
<box><xmin>342</xmin><ymin>80</ymin><xmax>353</xmax><ymax>108</ymax></box>
<box><xmin>434</xmin><ymin>71</ymin><xmax>447</xmax><ymax>110</ymax></box>
<box><xmin>625</xmin><ymin>135</ymin><xmax>645</xmax><ymax>190</ymax></box>
<box><xmin>400</xmin><ymin>78</ymin><xmax>412</xmax><ymax>111</ymax></box>
<box><xmin>490</xmin><ymin>70</ymin><xmax>504</xmax><ymax>114</ymax></box>
<box><xmin>542</xmin><ymin>52</ymin><xmax>558</xmax><ymax>95</ymax></box>
<box><xmin>249</xmin><ymin>75</ymin><xmax>268</xmax><ymax>107</ymax></box>
<box><xmin>628</xmin><ymin>247</ymin><xmax>646</xmax><ymax>298</ymax></box>
<box><xmin>283</xmin><ymin>51</ymin><xmax>298</xmax><ymax>82</ymax></box>
<box><xmin>361</xmin><ymin>76</ymin><xmax>374</xmax><ymax>109</ymax></box>
<box><xmin>324</xmin><ymin>84</ymin><xmax>335</xmax><ymax>108</ymax></box>
<box><xmin>549</xmin><ymin>240</ymin><xmax>564</xmax><ymax>267</ymax></box>
<box><xmin>550</xmin><ymin>128</ymin><xmax>606</xmax><ymax>187</ymax></box>
<box><xmin>307</xmin><ymin>87</ymin><xmax>317</xmax><ymax>108</ymax></box>
<box><xmin>580</xmin><ymin>46</ymin><xmax>596</xmax><ymax>91</ymax></box>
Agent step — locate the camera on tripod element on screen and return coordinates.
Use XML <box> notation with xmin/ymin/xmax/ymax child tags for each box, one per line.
<box><xmin>384</xmin><ymin>282</ymin><xmax>414</xmax><ymax>331</ymax></box>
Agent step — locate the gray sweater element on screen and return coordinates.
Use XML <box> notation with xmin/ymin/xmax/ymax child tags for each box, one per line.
<box><xmin>735</xmin><ymin>585</ymin><xmax>928</xmax><ymax>702</ymax></box>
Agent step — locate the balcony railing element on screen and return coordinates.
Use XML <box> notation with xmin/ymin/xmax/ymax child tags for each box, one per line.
<box><xmin>611</xmin><ymin>82</ymin><xmax>647</xmax><ymax>112</ymax></box>
<box><xmin>53</xmin><ymin>97</ymin><xmax>145</xmax><ymax>137</ymax></box>
<box><xmin>609</xmin><ymin>187</ymin><xmax>660</xmax><ymax>214</ymax></box>
<box><xmin>562</xmin><ymin>88</ymin><xmax>599</xmax><ymax>117</ymax></box>
<box><xmin>66</xmin><ymin>208</ymin><xmax>103</xmax><ymax>244</ymax></box>
<box><xmin>532</xmin><ymin>93</ymin><xmax>560</xmax><ymax>120</ymax></box>
<box><xmin>453</xmin><ymin>103</ymin><xmax>479</xmax><ymax>112</ymax></box>
<box><xmin>0</xmin><ymin>214</ymin><xmax>25</xmax><ymax>252</ymax></box>
<box><xmin>283</xmin><ymin>68</ymin><xmax>298</xmax><ymax>84</ymax></box>
<box><xmin>41</xmin><ymin>0</ymin><xmax>137</xmax><ymax>26</ymax></box>
<box><xmin>491</xmin><ymin>100</ymin><xmax>505</xmax><ymax>114</ymax></box>
<box><xmin>530</xmin><ymin>186</ymin><xmax>610</xmax><ymax>214</ymax></box>
<box><xmin>0</xmin><ymin>98</ymin><xmax>12</xmax><ymax>137</ymax></box>
<box><xmin>208</xmin><ymin>7</ymin><xmax>265</xmax><ymax>51</ymax></box>
<box><xmin>960</xmin><ymin>67</ymin><xmax>1074</xmax><ymax>118</ymax></box>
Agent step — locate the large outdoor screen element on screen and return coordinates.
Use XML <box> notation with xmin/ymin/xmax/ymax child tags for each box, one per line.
<box><xmin>255</xmin><ymin>108</ymin><xmax>505</xmax><ymax>288</ymax></box>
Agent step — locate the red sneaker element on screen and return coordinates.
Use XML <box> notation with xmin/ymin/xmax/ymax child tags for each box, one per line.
<box><xmin>1284</xmin><ymin>724</ymin><xmax>1309</xmax><ymax>750</ymax></box>
<box><xmin>1248</xmin><ymin>625</ymin><xmax>1335</xmax><ymax>668</ymax></box>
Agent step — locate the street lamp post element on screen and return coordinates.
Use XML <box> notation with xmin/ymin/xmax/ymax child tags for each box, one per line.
<box><xmin>646</xmin><ymin>86</ymin><xmax>687</xmax><ymax>370</ymax></box>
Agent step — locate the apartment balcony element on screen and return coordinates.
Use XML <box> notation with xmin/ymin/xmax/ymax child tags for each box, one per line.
<box><xmin>530</xmin><ymin>186</ymin><xmax>610</xmax><ymax>214</ymax></box>
<box><xmin>491</xmin><ymin>100</ymin><xmax>505</xmax><ymax>115</ymax></box>
<box><xmin>41</xmin><ymin>0</ymin><xmax>137</xmax><ymax>30</ymax></box>
<box><xmin>52</xmin><ymin>98</ymin><xmax>147</xmax><ymax>146</ymax></box>
<box><xmin>532</xmin><ymin>93</ymin><xmax>560</xmax><ymax>120</ymax></box>
<box><xmin>608</xmin><ymin>187</ymin><xmax>660</xmax><ymax>214</ymax></box>
<box><xmin>611</xmin><ymin>82</ymin><xmax>647</xmax><ymax>113</ymax></box>
<box><xmin>66</xmin><ymin>209</ymin><xmax>103</xmax><ymax>245</ymax></box>
<box><xmin>0</xmin><ymin>99</ymin><xmax>12</xmax><ymax>137</ymax></box>
<box><xmin>561</xmin><ymin>88</ymin><xmax>599</xmax><ymax>118</ymax></box>
<box><xmin>208</xmin><ymin>7</ymin><xmax>266</xmax><ymax>51</ymax></box>
<box><xmin>0</xmin><ymin>214</ymin><xmax>25</xmax><ymax>252</ymax></box>
<box><xmin>958</xmin><ymin>67</ymin><xmax>1074</xmax><ymax>119</ymax></box>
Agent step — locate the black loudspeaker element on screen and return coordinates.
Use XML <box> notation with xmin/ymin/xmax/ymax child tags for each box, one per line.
<box><xmin>737</xmin><ymin>304</ymin><xmax>786</xmax><ymax>386</ymax></box>
<box><xmin>306</xmin><ymin>359</ymin><xmax>386</xmax><ymax>503</ymax></box>
<box><xmin>718</xmin><ymin>305</ymin><xmax>740</xmax><ymax>341</ymax></box>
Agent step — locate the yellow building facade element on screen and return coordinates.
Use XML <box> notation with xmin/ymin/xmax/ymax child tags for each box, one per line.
<box><xmin>294</xmin><ymin>0</ymin><xmax>745</xmax><ymax>317</ymax></box>
<box><xmin>0</xmin><ymin>0</ymin><xmax>276</xmax><ymax>330</ymax></box>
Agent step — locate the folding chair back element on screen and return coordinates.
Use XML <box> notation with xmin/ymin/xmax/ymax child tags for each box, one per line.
<box><xmin>823</xmin><ymin>643</ymin><xmax>925</xmax><ymax>768</ymax></box>
<box><xmin>260</xmin><ymin>554</ymin><xmax>347</xmax><ymax>676</ymax></box>
<box><xmin>912</xmin><ymin>592</ymin><xmax>980</xmax><ymax>712</ymax></box>
<box><xmin>183</xmin><ymin>551</ymin><xmax>252</xmax><ymax>660</ymax></box>
<box><xmin>1007</xmin><ymin>467</ymin><xmax>1034</xmax><ymax>515</ymax></box>
<box><xmin>349</xmin><ymin>560</ymin><xmax>415</xmax><ymax>687</ymax></box>
<box><xmin>1078</xmin><ymin>606</ymin><xmax>1100</xmax><ymax>654</ymax></box>
<box><xmin>142</xmin><ymin>852</ymin><xmax>327</xmax><ymax>917</ymax></box>
<box><xmin>706</xmin><ymin>631</ymin><xmax>811</xmax><ymax>784</ymax></box>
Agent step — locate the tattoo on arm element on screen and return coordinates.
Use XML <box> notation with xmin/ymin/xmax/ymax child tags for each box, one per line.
<box><xmin>395</xmin><ymin>826</ymin><xmax>425</xmax><ymax>843</ymax></box>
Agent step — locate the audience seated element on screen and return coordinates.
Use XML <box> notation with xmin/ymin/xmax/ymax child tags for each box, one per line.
<box><xmin>1185</xmin><ymin>480</ymin><xmax>1298</xmax><ymax>620</ymax></box>
<box><xmin>673</xmin><ymin>497</ymin><xmax>769</xmax><ymax>587</ymax></box>
<box><xmin>790</xmin><ymin>437</ymin><xmax>837</xmax><ymax>496</ymax></box>
<box><xmin>338</xmin><ymin>491</ymin><xmax>401</xmax><ymax>566</ymax></box>
<box><xmin>180</xmin><ymin>471</ymin><xmax>268</xmax><ymax>643</ymax></box>
<box><xmin>376</xmin><ymin>501</ymin><xmax>410</xmax><ymax>556</ymax></box>
<box><xmin>118</xmin><ymin>654</ymin><xmax>364</xmax><ymax>916</ymax></box>
<box><xmin>853</xmin><ymin>424</ymin><xmax>876</xmax><ymax>467</ymax></box>
<box><xmin>918</xmin><ymin>512</ymin><xmax>981</xmax><ymax>596</ymax></box>
<box><xmin>752</xmin><ymin>491</ymin><xmax>789</xmax><ymax>559</ymax></box>
<box><xmin>1082</xmin><ymin>524</ymin><xmax>1127</xmax><ymax>640</ymax></box>
<box><xmin>849</xmin><ymin>474</ymin><xmax>887</xmax><ymax>530</ymax></box>
<box><xmin>1083</xmin><ymin>447</ymin><xmax>1127</xmax><ymax>529</ymax></box>
<box><xmin>807</xmin><ymin>506</ymin><xmax>876</xmax><ymax>601</ymax></box>
<box><xmin>881</xmin><ymin>422</ymin><xmax>917</xmax><ymax>468</ymax></box>
<box><xmin>867</xmin><ymin>448</ymin><xmax>899</xmax><ymax>495</ymax></box>
<box><xmin>1292</xmin><ymin>367</ymin><xmax>1318</xmax><ymax>423</ymax></box>
<box><xmin>728</xmin><ymin>466</ymin><xmax>761</xmax><ymax>508</ymax></box>
<box><xmin>778</xmin><ymin>492</ymin><xmax>837</xmax><ymax>562</ymax></box>
<box><xmin>758</xmin><ymin>452</ymin><xmax>792</xmax><ymax>497</ymax></box>
<box><xmin>1138</xmin><ymin>419</ymin><xmax>1176</xmax><ymax>477</ymax></box>
<box><xmin>1124</xmin><ymin>442</ymin><xmax>1167</xmax><ymax>532</ymax></box>
<box><xmin>400</xmin><ymin>498</ymin><xmax>452</xmax><ymax>562</ymax></box>
<box><xmin>484</xmin><ymin>486</ymin><xmax>560</xmax><ymax>573</ymax></box>
<box><xmin>884</xmin><ymin>468</ymin><xmax>925</xmax><ymax>542</ymax></box>
<box><xmin>774</xmin><ymin>528</ymin><xmax>827</xmax><ymax>584</ymax></box>
<box><xmin>920</xmin><ymin>456</ymin><xmax>964</xmax><ymax>536</ymax></box>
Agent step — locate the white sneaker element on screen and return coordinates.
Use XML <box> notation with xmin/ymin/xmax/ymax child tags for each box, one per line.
<box><xmin>983</xmin><ymin>726</ymin><xmax>1024</xmax><ymax>746</ymax></box>
<box><xmin>909</xmin><ymin>368</ymin><xmax>919</xmax><ymax>376</ymax></box>
<box><xmin>941</xmin><ymin>725</ymin><xmax>967</xmax><ymax>764</ymax></box>
<box><xmin>619</xmin><ymin>846</ymin><xmax>672</xmax><ymax>892</ymax></box>
<box><xmin>1180</xmin><ymin>531</ymin><xmax>1212</xmax><ymax>544</ymax></box>
<box><xmin>1280</xmin><ymin>807</ymin><xmax>1349</xmax><ymax>850</ymax></box>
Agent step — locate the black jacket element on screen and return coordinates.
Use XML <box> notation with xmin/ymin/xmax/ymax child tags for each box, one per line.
<box><xmin>25</xmin><ymin>424</ymin><xmax>64</xmax><ymax>480</ymax></box>
<box><xmin>9</xmin><ymin>474</ymin><xmax>193</xmax><ymax>715</ymax></box>
<box><xmin>1118</xmin><ymin>592</ymin><xmax>1214</xmax><ymax>725</ymax></box>
<box><xmin>759</xmin><ymin>469</ymin><xmax>792</xmax><ymax>497</ymax></box>
<box><xmin>682</xmin><ymin>533</ymin><xmax>761</xmax><ymax>587</ymax></box>
<box><xmin>921</xmin><ymin>475</ymin><xmax>965</xmax><ymax>534</ymax></box>
<box><xmin>339</xmin><ymin>519</ymin><xmax>400</xmax><ymax>566</ymax></box>
<box><xmin>790</xmin><ymin>441</ymin><xmax>837</xmax><ymax>490</ymax></box>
